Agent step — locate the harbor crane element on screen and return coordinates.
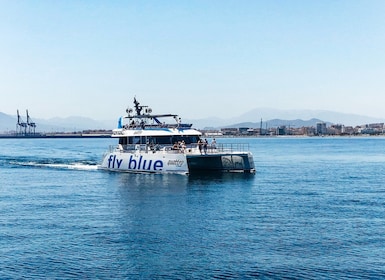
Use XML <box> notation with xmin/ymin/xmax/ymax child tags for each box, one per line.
<box><xmin>16</xmin><ymin>110</ymin><xmax>37</xmax><ymax>135</ymax></box>
<box><xmin>16</xmin><ymin>110</ymin><xmax>28</xmax><ymax>135</ymax></box>
<box><xmin>26</xmin><ymin>110</ymin><xmax>36</xmax><ymax>134</ymax></box>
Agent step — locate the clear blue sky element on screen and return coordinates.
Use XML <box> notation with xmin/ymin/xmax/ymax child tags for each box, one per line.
<box><xmin>1</xmin><ymin>0</ymin><xmax>385</xmax><ymax>120</ymax></box>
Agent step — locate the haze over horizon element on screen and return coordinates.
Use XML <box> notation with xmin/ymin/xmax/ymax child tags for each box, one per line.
<box><xmin>1</xmin><ymin>107</ymin><xmax>384</xmax><ymax>132</ymax></box>
<box><xmin>1</xmin><ymin>1</ymin><xmax>385</xmax><ymax>120</ymax></box>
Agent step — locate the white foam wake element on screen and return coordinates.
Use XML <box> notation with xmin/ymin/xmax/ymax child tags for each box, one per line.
<box><xmin>11</xmin><ymin>161</ymin><xmax>99</xmax><ymax>171</ymax></box>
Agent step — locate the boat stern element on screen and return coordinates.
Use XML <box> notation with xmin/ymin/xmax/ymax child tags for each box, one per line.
<box><xmin>186</xmin><ymin>152</ymin><xmax>255</xmax><ymax>173</ymax></box>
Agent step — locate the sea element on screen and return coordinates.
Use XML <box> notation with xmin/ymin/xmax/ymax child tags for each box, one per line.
<box><xmin>1</xmin><ymin>136</ymin><xmax>385</xmax><ymax>279</ymax></box>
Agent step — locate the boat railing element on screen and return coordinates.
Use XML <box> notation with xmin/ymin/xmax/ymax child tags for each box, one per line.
<box><xmin>108</xmin><ymin>144</ymin><xmax>178</xmax><ymax>153</ymax></box>
<box><xmin>108</xmin><ymin>144</ymin><xmax>159</xmax><ymax>153</ymax></box>
<box><xmin>213</xmin><ymin>143</ymin><xmax>250</xmax><ymax>153</ymax></box>
<box><xmin>108</xmin><ymin>143</ymin><xmax>250</xmax><ymax>154</ymax></box>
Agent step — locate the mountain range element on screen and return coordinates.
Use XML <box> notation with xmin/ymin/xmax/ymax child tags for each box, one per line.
<box><xmin>186</xmin><ymin>108</ymin><xmax>385</xmax><ymax>129</ymax></box>
<box><xmin>0</xmin><ymin>112</ymin><xmax>114</xmax><ymax>133</ymax></box>
<box><xmin>1</xmin><ymin>108</ymin><xmax>385</xmax><ymax>133</ymax></box>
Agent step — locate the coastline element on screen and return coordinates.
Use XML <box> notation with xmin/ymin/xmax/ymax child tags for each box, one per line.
<box><xmin>1</xmin><ymin>133</ymin><xmax>385</xmax><ymax>140</ymax></box>
<box><xmin>0</xmin><ymin>133</ymin><xmax>112</xmax><ymax>139</ymax></box>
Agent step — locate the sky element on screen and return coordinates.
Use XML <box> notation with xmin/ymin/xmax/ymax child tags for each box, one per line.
<box><xmin>1</xmin><ymin>0</ymin><xmax>385</xmax><ymax>121</ymax></box>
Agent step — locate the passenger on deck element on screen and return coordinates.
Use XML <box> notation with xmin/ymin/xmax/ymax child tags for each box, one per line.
<box><xmin>179</xmin><ymin>140</ymin><xmax>186</xmax><ymax>153</ymax></box>
<box><xmin>172</xmin><ymin>142</ymin><xmax>179</xmax><ymax>150</ymax></box>
<box><xmin>211</xmin><ymin>138</ymin><xmax>217</xmax><ymax>149</ymax></box>
<box><xmin>203</xmin><ymin>139</ymin><xmax>208</xmax><ymax>154</ymax></box>
<box><xmin>198</xmin><ymin>139</ymin><xmax>203</xmax><ymax>155</ymax></box>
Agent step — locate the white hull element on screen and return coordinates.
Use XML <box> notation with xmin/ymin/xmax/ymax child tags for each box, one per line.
<box><xmin>100</xmin><ymin>146</ymin><xmax>255</xmax><ymax>175</ymax></box>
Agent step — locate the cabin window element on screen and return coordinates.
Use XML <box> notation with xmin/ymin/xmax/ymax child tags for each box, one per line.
<box><xmin>119</xmin><ymin>137</ymin><xmax>128</xmax><ymax>145</ymax></box>
<box><xmin>133</xmin><ymin>136</ymin><xmax>141</xmax><ymax>144</ymax></box>
<box><xmin>120</xmin><ymin>135</ymin><xmax>200</xmax><ymax>146</ymax></box>
<box><xmin>171</xmin><ymin>135</ymin><xmax>200</xmax><ymax>144</ymax></box>
<box><xmin>187</xmin><ymin>136</ymin><xmax>200</xmax><ymax>144</ymax></box>
<box><xmin>154</xmin><ymin>136</ymin><xmax>172</xmax><ymax>144</ymax></box>
<box><xmin>140</xmin><ymin>136</ymin><xmax>145</xmax><ymax>143</ymax></box>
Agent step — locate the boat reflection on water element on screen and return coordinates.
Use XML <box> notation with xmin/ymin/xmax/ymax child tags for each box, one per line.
<box><xmin>188</xmin><ymin>171</ymin><xmax>255</xmax><ymax>181</ymax></box>
<box><xmin>113</xmin><ymin>170</ymin><xmax>255</xmax><ymax>195</ymax></box>
<box><xmin>116</xmin><ymin>172</ymin><xmax>189</xmax><ymax>192</ymax></box>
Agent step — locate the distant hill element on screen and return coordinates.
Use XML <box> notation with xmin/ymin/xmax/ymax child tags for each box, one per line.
<box><xmin>0</xmin><ymin>113</ymin><xmax>115</xmax><ymax>133</ymax></box>
<box><xmin>42</xmin><ymin>116</ymin><xmax>115</xmax><ymax>131</ymax></box>
<box><xmin>1</xmin><ymin>108</ymin><xmax>384</xmax><ymax>133</ymax></box>
<box><xmin>234</xmin><ymin>108</ymin><xmax>385</xmax><ymax>127</ymax></box>
<box><xmin>0</xmin><ymin>112</ymin><xmax>17</xmax><ymax>132</ymax></box>
<box><xmin>223</xmin><ymin>118</ymin><xmax>332</xmax><ymax>129</ymax></box>
<box><xmin>190</xmin><ymin>108</ymin><xmax>385</xmax><ymax>129</ymax></box>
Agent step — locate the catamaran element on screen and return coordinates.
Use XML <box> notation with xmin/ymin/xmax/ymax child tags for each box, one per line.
<box><xmin>100</xmin><ymin>98</ymin><xmax>255</xmax><ymax>175</ymax></box>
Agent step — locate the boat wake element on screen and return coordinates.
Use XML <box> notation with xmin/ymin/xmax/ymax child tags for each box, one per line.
<box><xmin>15</xmin><ymin>161</ymin><xmax>100</xmax><ymax>171</ymax></box>
<box><xmin>1</xmin><ymin>156</ymin><xmax>99</xmax><ymax>171</ymax></box>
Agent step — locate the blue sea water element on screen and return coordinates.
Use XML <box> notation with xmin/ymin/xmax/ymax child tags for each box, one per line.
<box><xmin>1</xmin><ymin>137</ymin><xmax>385</xmax><ymax>279</ymax></box>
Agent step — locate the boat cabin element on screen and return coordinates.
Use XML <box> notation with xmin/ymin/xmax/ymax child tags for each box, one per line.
<box><xmin>118</xmin><ymin>135</ymin><xmax>201</xmax><ymax>146</ymax></box>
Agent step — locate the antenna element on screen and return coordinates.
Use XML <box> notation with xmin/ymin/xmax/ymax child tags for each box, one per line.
<box><xmin>133</xmin><ymin>97</ymin><xmax>142</xmax><ymax>115</ymax></box>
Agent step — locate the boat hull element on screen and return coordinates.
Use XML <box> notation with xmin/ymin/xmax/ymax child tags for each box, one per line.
<box><xmin>186</xmin><ymin>152</ymin><xmax>255</xmax><ymax>173</ymax></box>
<box><xmin>100</xmin><ymin>150</ymin><xmax>255</xmax><ymax>175</ymax></box>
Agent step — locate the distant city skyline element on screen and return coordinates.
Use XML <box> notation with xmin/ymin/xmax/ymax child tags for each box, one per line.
<box><xmin>1</xmin><ymin>1</ymin><xmax>385</xmax><ymax>120</ymax></box>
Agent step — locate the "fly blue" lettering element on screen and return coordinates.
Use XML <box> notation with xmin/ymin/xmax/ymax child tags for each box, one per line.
<box><xmin>107</xmin><ymin>155</ymin><xmax>123</xmax><ymax>169</ymax></box>
<box><xmin>107</xmin><ymin>154</ymin><xmax>163</xmax><ymax>171</ymax></box>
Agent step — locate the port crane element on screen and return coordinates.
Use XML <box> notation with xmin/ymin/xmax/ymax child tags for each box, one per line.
<box><xmin>16</xmin><ymin>110</ymin><xmax>28</xmax><ymax>135</ymax></box>
<box><xmin>26</xmin><ymin>110</ymin><xmax>36</xmax><ymax>134</ymax></box>
<box><xmin>16</xmin><ymin>109</ymin><xmax>37</xmax><ymax>135</ymax></box>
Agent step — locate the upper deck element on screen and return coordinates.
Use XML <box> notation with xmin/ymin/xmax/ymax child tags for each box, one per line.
<box><xmin>113</xmin><ymin>98</ymin><xmax>202</xmax><ymax>138</ymax></box>
<box><xmin>112</xmin><ymin>127</ymin><xmax>202</xmax><ymax>137</ymax></box>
